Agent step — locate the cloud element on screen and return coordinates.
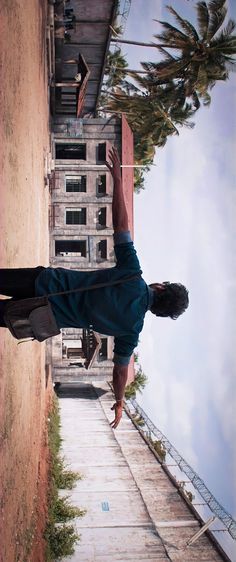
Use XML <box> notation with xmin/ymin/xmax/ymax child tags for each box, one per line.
<box><xmin>129</xmin><ymin>0</ymin><xmax>236</xmax><ymax>517</ymax></box>
<box><xmin>134</xmin><ymin>87</ymin><xmax>236</xmax><ymax>512</ymax></box>
<box><xmin>122</xmin><ymin>0</ymin><xmax>162</xmax><ymax>70</ymax></box>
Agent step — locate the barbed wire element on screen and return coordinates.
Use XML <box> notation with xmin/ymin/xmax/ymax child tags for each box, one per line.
<box><xmin>127</xmin><ymin>397</ymin><xmax>236</xmax><ymax>540</ymax></box>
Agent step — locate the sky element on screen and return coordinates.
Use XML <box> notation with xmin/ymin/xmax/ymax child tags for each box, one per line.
<box><xmin>116</xmin><ymin>0</ymin><xmax>236</xmax><ymax>542</ymax></box>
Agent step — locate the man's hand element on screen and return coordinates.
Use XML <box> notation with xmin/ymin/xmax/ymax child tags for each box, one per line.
<box><xmin>110</xmin><ymin>401</ymin><xmax>123</xmax><ymax>429</ymax></box>
<box><xmin>106</xmin><ymin>146</ymin><xmax>122</xmax><ymax>183</ymax></box>
<box><xmin>106</xmin><ymin>147</ymin><xmax>128</xmax><ymax>233</ymax></box>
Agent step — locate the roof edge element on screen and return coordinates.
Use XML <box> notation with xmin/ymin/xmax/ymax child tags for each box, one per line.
<box><xmin>94</xmin><ymin>0</ymin><xmax>120</xmax><ymax>115</ymax></box>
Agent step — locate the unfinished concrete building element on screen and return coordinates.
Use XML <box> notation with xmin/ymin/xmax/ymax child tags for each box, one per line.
<box><xmin>49</xmin><ymin>114</ymin><xmax>134</xmax><ymax>383</ymax></box>
<box><xmin>48</xmin><ymin>0</ymin><xmax>135</xmax><ymax>383</ymax></box>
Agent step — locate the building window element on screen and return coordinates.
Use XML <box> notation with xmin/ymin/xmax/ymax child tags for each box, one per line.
<box><xmin>98</xmin><ymin>207</ymin><xmax>106</xmax><ymax>228</ymax></box>
<box><xmin>66</xmin><ymin>208</ymin><xmax>86</xmax><ymax>225</ymax></box>
<box><xmin>67</xmin><ymin>349</ymin><xmax>84</xmax><ymax>359</ymax></box>
<box><xmin>62</xmin><ymin>339</ymin><xmax>84</xmax><ymax>360</ymax></box>
<box><xmin>56</xmin><ymin>143</ymin><xmax>86</xmax><ymax>160</ymax></box>
<box><xmin>55</xmin><ymin>240</ymin><xmax>87</xmax><ymax>257</ymax></box>
<box><xmin>66</xmin><ymin>176</ymin><xmax>86</xmax><ymax>192</ymax></box>
<box><xmin>97</xmin><ymin>143</ymin><xmax>106</xmax><ymax>162</ymax></box>
<box><xmin>97</xmin><ymin>175</ymin><xmax>106</xmax><ymax>196</ymax></box>
<box><xmin>98</xmin><ymin>338</ymin><xmax>108</xmax><ymax>361</ymax></box>
<box><xmin>97</xmin><ymin>240</ymin><xmax>107</xmax><ymax>260</ymax></box>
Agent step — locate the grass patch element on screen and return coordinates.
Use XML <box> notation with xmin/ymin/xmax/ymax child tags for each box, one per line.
<box><xmin>45</xmin><ymin>524</ymin><xmax>80</xmax><ymax>560</ymax></box>
<box><xmin>45</xmin><ymin>397</ymin><xmax>86</xmax><ymax>560</ymax></box>
<box><xmin>54</xmin><ymin>496</ymin><xmax>86</xmax><ymax>523</ymax></box>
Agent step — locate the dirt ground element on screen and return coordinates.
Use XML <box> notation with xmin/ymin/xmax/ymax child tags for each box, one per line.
<box><xmin>0</xmin><ymin>1</ymin><xmax>53</xmax><ymax>560</ymax></box>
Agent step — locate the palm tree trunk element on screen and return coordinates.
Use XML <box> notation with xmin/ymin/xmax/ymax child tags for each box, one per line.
<box><xmin>106</xmin><ymin>66</ymin><xmax>148</xmax><ymax>74</ymax></box>
<box><xmin>110</xmin><ymin>39</ymin><xmax>177</xmax><ymax>48</ymax></box>
<box><xmin>110</xmin><ymin>38</ymin><xmax>157</xmax><ymax>47</ymax></box>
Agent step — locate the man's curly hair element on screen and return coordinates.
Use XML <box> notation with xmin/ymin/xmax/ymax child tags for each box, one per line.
<box><xmin>150</xmin><ymin>282</ymin><xmax>189</xmax><ymax>320</ymax></box>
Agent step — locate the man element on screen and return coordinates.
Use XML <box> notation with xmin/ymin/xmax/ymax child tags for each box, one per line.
<box><xmin>0</xmin><ymin>147</ymin><xmax>189</xmax><ymax>428</ymax></box>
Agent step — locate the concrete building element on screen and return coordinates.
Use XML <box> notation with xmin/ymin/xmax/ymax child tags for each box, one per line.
<box><xmin>48</xmin><ymin>0</ymin><xmax>135</xmax><ymax>383</ymax></box>
<box><xmin>53</xmin><ymin>0</ymin><xmax>118</xmax><ymax>116</ymax></box>
<box><xmin>49</xmin><ymin>114</ymin><xmax>135</xmax><ymax>383</ymax></box>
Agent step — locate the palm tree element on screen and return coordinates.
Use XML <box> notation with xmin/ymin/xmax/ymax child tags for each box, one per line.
<box><xmin>100</xmin><ymin>79</ymin><xmax>196</xmax><ymax>191</ymax></box>
<box><xmin>125</xmin><ymin>367</ymin><xmax>148</xmax><ymax>399</ymax></box>
<box><xmin>104</xmin><ymin>49</ymin><xmax>129</xmax><ymax>87</ymax></box>
<box><xmin>102</xmin><ymin>80</ymin><xmax>196</xmax><ymax>140</ymax></box>
<box><xmin>110</xmin><ymin>1</ymin><xmax>236</xmax><ymax>104</ymax></box>
<box><xmin>142</xmin><ymin>1</ymin><xmax>236</xmax><ymax>100</ymax></box>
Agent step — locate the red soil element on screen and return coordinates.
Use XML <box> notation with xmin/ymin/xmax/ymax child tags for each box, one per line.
<box><xmin>0</xmin><ymin>1</ymin><xmax>53</xmax><ymax>560</ymax></box>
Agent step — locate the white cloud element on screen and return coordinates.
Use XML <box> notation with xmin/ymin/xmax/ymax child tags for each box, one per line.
<box><xmin>127</xmin><ymin>0</ymin><xmax>236</xmax><ymax>514</ymax></box>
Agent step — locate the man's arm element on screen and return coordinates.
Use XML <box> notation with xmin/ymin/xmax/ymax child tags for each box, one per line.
<box><xmin>110</xmin><ymin>363</ymin><xmax>129</xmax><ymax>429</ymax></box>
<box><xmin>106</xmin><ymin>147</ymin><xmax>129</xmax><ymax>234</ymax></box>
<box><xmin>106</xmin><ymin>147</ymin><xmax>131</xmax><ymax>428</ymax></box>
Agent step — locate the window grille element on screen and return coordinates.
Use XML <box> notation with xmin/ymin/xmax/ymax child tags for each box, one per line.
<box><xmin>66</xmin><ymin>208</ymin><xmax>86</xmax><ymax>225</ymax></box>
<box><xmin>66</xmin><ymin>176</ymin><xmax>86</xmax><ymax>192</ymax></box>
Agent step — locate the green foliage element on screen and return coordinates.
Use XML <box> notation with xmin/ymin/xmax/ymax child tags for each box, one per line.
<box><xmin>99</xmin><ymin>0</ymin><xmax>236</xmax><ymax>192</ymax></box>
<box><xmin>150</xmin><ymin>438</ymin><xmax>166</xmax><ymax>461</ymax></box>
<box><xmin>132</xmin><ymin>414</ymin><xmax>145</xmax><ymax>427</ymax></box>
<box><xmin>124</xmin><ymin>385</ymin><xmax>137</xmax><ymax>399</ymax></box>
<box><xmin>177</xmin><ymin>480</ymin><xmax>195</xmax><ymax>503</ymax></box>
<box><xmin>185</xmin><ymin>490</ymin><xmax>194</xmax><ymax>503</ymax></box>
<box><xmin>56</xmin><ymin>465</ymin><xmax>82</xmax><ymax>490</ymax></box>
<box><xmin>47</xmin><ymin>398</ymin><xmax>62</xmax><ymax>456</ymax></box>
<box><xmin>125</xmin><ymin>361</ymin><xmax>148</xmax><ymax>400</ymax></box>
<box><xmin>105</xmin><ymin>49</ymin><xmax>128</xmax><ymax>88</ymax></box>
<box><xmin>134</xmin><ymin>169</ymin><xmax>145</xmax><ymax>193</ymax></box>
<box><xmin>45</xmin><ymin>398</ymin><xmax>86</xmax><ymax>561</ymax></box>
<box><xmin>111</xmin><ymin>24</ymin><xmax>123</xmax><ymax>37</ymax></box>
<box><xmin>47</xmin><ymin>401</ymin><xmax>81</xmax><ymax>490</ymax></box>
<box><xmin>147</xmin><ymin>1</ymin><xmax>236</xmax><ymax>99</ymax></box>
<box><xmin>54</xmin><ymin>496</ymin><xmax>86</xmax><ymax>522</ymax></box>
<box><xmin>45</xmin><ymin>524</ymin><xmax>80</xmax><ymax>560</ymax></box>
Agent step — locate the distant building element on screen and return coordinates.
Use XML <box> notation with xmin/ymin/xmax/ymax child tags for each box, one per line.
<box><xmin>52</xmin><ymin>0</ymin><xmax>118</xmax><ymax>117</ymax></box>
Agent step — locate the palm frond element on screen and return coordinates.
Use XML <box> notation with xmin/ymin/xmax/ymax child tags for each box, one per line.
<box><xmin>208</xmin><ymin>0</ymin><xmax>226</xmax><ymax>12</ymax></box>
<box><xmin>201</xmin><ymin>91</ymin><xmax>211</xmax><ymax>105</ymax></box>
<box><xmin>144</xmin><ymin>57</ymin><xmax>191</xmax><ymax>81</ymax></box>
<box><xmin>192</xmin><ymin>91</ymin><xmax>201</xmax><ymax>109</ymax></box>
<box><xmin>210</xmin><ymin>33</ymin><xmax>236</xmax><ymax>53</ymax></box>
<box><xmin>154</xmin><ymin>34</ymin><xmax>191</xmax><ymax>50</ymax></box>
<box><xmin>166</xmin><ymin>6</ymin><xmax>199</xmax><ymax>42</ymax></box>
<box><xmin>184</xmin><ymin>63</ymin><xmax>201</xmax><ymax>95</ymax></box>
<box><xmin>207</xmin><ymin>2</ymin><xmax>227</xmax><ymax>40</ymax></box>
<box><xmin>195</xmin><ymin>65</ymin><xmax>209</xmax><ymax>94</ymax></box>
<box><xmin>140</xmin><ymin>61</ymin><xmax>164</xmax><ymax>73</ymax></box>
<box><xmin>155</xmin><ymin>46</ymin><xmax>176</xmax><ymax>62</ymax></box>
<box><xmin>155</xmin><ymin>19</ymin><xmax>190</xmax><ymax>42</ymax></box>
<box><xmin>119</xmin><ymin>80</ymin><xmax>142</xmax><ymax>93</ymax></box>
<box><xmin>225</xmin><ymin>60</ymin><xmax>236</xmax><ymax>72</ymax></box>
<box><xmin>139</xmin><ymin>69</ymin><xmax>177</xmax><ymax>88</ymax></box>
<box><xmin>196</xmin><ymin>2</ymin><xmax>209</xmax><ymax>40</ymax></box>
<box><xmin>223</xmin><ymin>18</ymin><xmax>236</xmax><ymax>36</ymax></box>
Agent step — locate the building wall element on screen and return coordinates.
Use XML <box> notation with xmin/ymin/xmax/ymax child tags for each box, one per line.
<box><xmin>50</xmin><ymin>117</ymin><xmax>122</xmax><ymax>382</ymax></box>
<box><xmin>54</xmin><ymin>0</ymin><xmax>118</xmax><ymax>115</ymax></box>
